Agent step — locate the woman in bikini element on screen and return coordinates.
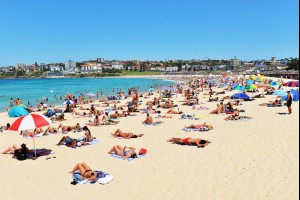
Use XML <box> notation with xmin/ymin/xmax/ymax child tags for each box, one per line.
<box><xmin>167</xmin><ymin>138</ymin><xmax>211</xmax><ymax>147</ymax></box>
<box><xmin>108</xmin><ymin>145</ymin><xmax>138</xmax><ymax>158</ymax></box>
<box><xmin>111</xmin><ymin>129</ymin><xmax>143</xmax><ymax>139</ymax></box>
<box><xmin>69</xmin><ymin>162</ymin><xmax>98</xmax><ymax>181</ymax></box>
<box><xmin>166</xmin><ymin>109</ymin><xmax>183</xmax><ymax>114</ymax></box>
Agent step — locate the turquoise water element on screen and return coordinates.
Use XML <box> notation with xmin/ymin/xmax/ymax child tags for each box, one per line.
<box><xmin>0</xmin><ymin>78</ymin><xmax>173</xmax><ymax>111</ymax></box>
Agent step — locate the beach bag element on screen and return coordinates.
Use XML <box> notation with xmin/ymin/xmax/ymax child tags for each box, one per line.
<box><xmin>139</xmin><ymin>148</ymin><xmax>147</xmax><ymax>155</ymax></box>
<box><xmin>14</xmin><ymin>149</ymin><xmax>27</xmax><ymax>161</ymax></box>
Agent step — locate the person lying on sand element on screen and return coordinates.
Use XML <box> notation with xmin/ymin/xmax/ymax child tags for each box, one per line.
<box><xmin>224</xmin><ymin>109</ymin><xmax>252</xmax><ymax>121</ymax></box>
<box><xmin>108</xmin><ymin>145</ymin><xmax>138</xmax><ymax>159</ymax></box>
<box><xmin>259</xmin><ymin>99</ymin><xmax>281</xmax><ymax>106</ymax></box>
<box><xmin>43</xmin><ymin>126</ymin><xmax>58</xmax><ymax>134</ymax></box>
<box><xmin>0</xmin><ymin>123</ymin><xmax>10</xmax><ymax>131</ymax></box>
<box><xmin>166</xmin><ymin>108</ymin><xmax>183</xmax><ymax>114</ymax></box>
<box><xmin>1</xmin><ymin>143</ymin><xmax>29</xmax><ymax>155</ymax></box>
<box><xmin>20</xmin><ymin>128</ymin><xmax>43</xmax><ymax>136</ymax></box>
<box><xmin>57</xmin><ymin>123</ymin><xmax>81</xmax><ymax>133</ymax></box>
<box><xmin>72</xmin><ymin>111</ymin><xmax>87</xmax><ymax>117</ymax></box>
<box><xmin>184</xmin><ymin>123</ymin><xmax>214</xmax><ymax>130</ymax></box>
<box><xmin>57</xmin><ymin>127</ymin><xmax>93</xmax><ymax>146</ymax></box>
<box><xmin>69</xmin><ymin>162</ymin><xmax>98</xmax><ymax>181</ymax></box>
<box><xmin>111</xmin><ymin>129</ymin><xmax>144</xmax><ymax>139</ymax></box>
<box><xmin>208</xmin><ymin>95</ymin><xmax>219</xmax><ymax>102</ymax></box>
<box><xmin>167</xmin><ymin>138</ymin><xmax>211</xmax><ymax>147</ymax></box>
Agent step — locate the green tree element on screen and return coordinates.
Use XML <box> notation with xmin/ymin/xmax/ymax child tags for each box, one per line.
<box><xmin>287</xmin><ymin>57</ymin><xmax>299</xmax><ymax>70</ymax></box>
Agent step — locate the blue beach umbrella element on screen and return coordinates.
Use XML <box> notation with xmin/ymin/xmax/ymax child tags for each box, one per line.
<box><xmin>281</xmin><ymin>90</ymin><xmax>299</xmax><ymax>101</ymax></box>
<box><xmin>246</xmin><ymin>80</ymin><xmax>253</xmax><ymax>85</ymax></box>
<box><xmin>269</xmin><ymin>81</ymin><xmax>280</xmax><ymax>87</ymax></box>
<box><xmin>232</xmin><ymin>83</ymin><xmax>238</xmax><ymax>88</ymax></box>
<box><xmin>63</xmin><ymin>100</ymin><xmax>74</xmax><ymax>105</ymax></box>
<box><xmin>273</xmin><ymin>90</ymin><xmax>287</xmax><ymax>96</ymax></box>
<box><xmin>231</xmin><ymin>93</ymin><xmax>250</xmax><ymax>99</ymax></box>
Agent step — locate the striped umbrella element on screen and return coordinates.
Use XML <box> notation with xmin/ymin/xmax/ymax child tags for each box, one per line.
<box><xmin>234</xmin><ymin>85</ymin><xmax>245</xmax><ymax>91</ymax></box>
<box><xmin>284</xmin><ymin>81</ymin><xmax>299</xmax><ymax>87</ymax></box>
<box><xmin>9</xmin><ymin>114</ymin><xmax>52</xmax><ymax>158</ymax></box>
<box><xmin>245</xmin><ymin>84</ymin><xmax>257</xmax><ymax>90</ymax></box>
<box><xmin>269</xmin><ymin>81</ymin><xmax>280</xmax><ymax>87</ymax></box>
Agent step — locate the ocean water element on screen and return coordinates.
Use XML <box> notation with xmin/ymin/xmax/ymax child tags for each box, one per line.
<box><xmin>0</xmin><ymin>78</ymin><xmax>174</xmax><ymax>111</ymax></box>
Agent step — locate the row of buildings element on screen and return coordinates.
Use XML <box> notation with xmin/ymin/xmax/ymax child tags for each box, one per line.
<box><xmin>0</xmin><ymin>57</ymin><xmax>292</xmax><ymax>75</ymax></box>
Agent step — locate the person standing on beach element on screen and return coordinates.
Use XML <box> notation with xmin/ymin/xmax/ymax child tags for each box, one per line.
<box><xmin>286</xmin><ymin>91</ymin><xmax>292</xmax><ymax>114</ymax></box>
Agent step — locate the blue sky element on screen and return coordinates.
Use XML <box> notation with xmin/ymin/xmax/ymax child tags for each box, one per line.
<box><xmin>0</xmin><ymin>0</ymin><xmax>298</xmax><ymax>66</ymax></box>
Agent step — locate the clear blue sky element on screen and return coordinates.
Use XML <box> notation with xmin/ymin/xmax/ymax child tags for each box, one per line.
<box><xmin>0</xmin><ymin>0</ymin><xmax>298</xmax><ymax>66</ymax></box>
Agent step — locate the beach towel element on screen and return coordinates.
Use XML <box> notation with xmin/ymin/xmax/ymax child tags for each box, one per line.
<box><xmin>63</xmin><ymin>139</ymin><xmax>101</xmax><ymax>148</ymax></box>
<box><xmin>143</xmin><ymin>122</ymin><xmax>163</xmax><ymax>126</ymax></box>
<box><xmin>72</xmin><ymin>170</ymin><xmax>113</xmax><ymax>185</ymax></box>
<box><xmin>18</xmin><ymin>148</ymin><xmax>54</xmax><ymax>160</ymax></box>
<box><xmin>110</xmin><ymin>153</ymin><xmax>147</xmax><ymax>161</ymax></box>
<box><xmin>182</xmin><ymin>127</ymin><xmax>210</xmax><ymax>132</ymax></box>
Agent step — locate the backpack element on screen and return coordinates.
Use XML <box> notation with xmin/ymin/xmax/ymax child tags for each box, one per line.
<box><xmin>14</xmin><ymin>149</ymin><xmax>27</xmax><ymax>161</ymax></box>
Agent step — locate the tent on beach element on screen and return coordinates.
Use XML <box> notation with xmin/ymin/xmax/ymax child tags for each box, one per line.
<box><xmin>8</xmin><ymin>106</ymin><xmax>30</xmax><ymax>118</ymax></box>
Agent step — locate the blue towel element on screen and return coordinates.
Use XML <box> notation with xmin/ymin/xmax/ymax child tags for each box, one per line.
<box><xmin>143</xmin><ymin>122</ymin><xmax>162</xmax><ymax>126</ymax></box>
<box><xmin>110</xmin><ymin>153</ymin><xmax>147</xmax><ymax>161</ymax></box>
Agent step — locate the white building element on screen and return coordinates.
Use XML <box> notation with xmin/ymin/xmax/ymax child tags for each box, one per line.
<box><xmin>80</xmin><ymin>62</ymin><xmax>102</xmax><ymax>73</ymax></box>
<box><xmin>111</xmin><ymin>61</ymin><xmax>123</xmax><ymax>70</ymax></box>
<box><xmin>64</xmin><ymin>60</ymin><xmax>76</xmax><ymax>71</ymax></box>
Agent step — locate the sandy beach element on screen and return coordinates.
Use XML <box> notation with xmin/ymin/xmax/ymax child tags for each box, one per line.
<box><xmin>0</xmin><ymin>76</ymin><xmax>298</xmax><ymax>200</ymax></box>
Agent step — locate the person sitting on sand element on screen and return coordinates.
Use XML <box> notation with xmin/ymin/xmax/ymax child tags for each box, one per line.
<box><xmin>110</xmin><ymin>111</ymin><xmax>120</xmax><ymax>119</ymax></box>
<box><xmin>184</xmin><ymin>123</ymin><xmax>214</xmax><ymax>130</ymax></box>
<box><xmin>108</xmin><ymin>145</ymin><xmax>138</xmax><ymax>159</ymax></box>
<box><xmin>210</xmin><ymin>104</ymin><xmax>222</xmax><ymax>114</ymax></box>
<box><xmin>102</xmin><ymin>113</ymin><xmax>119</xmax><ymax>125</ymax></box>
<box><xmin>166</xmin><ymin>108</ymin><xmax>183</xmax><ymax>114</ymax></box>
<box><xmin>69</xmin><ymin>162</ymin><xmax>98</xmax><ymax>181</ymax></box>
<box><xmin>111</xmin><ymin>129</ymin><xmax>144</xmax><ymax>139</ymax></box>
<box><xmin>2</xmin><ymin>143</ymin><xmax>29</xmax><ymax>155</ymax></box>
<box><xmin>0</xmin><ymin>123</ymin><xmax>10</xmax><ymax>131</ymax></box>
<box><xmin>87</xmin><ymin>115</ymin><xmax>101</xmax><ymax>126</ymax></box>
<box><xmin>167</xmin><ymin>138</ymin><xmax>211</xmax><ymax>147</ymax></box>
<box><xmin>142</xmin><ymin>113</ymin><xmax>153</xmax><ymax>125</ymax></box>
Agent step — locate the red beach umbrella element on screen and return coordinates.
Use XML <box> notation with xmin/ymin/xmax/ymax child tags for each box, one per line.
<box><xmin>284</xmin><ymin>81</ymin><xmax>299</xmax><ymax>87</ymax></box>
<box><xmin>9</xmin><ymin>114</ymin><xmax>52</xmax><ymax>159</ymax></box>
<box><xmin>9</xmin><ymin>113</ymin><xmax>52</xmax><ymax>131</ymax></box>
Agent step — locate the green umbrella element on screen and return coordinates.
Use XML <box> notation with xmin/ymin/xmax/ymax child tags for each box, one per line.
<box><xmin>234</xmin><ymin>85</ymin><xmax>245</xmax><ymax>91</ymax></box>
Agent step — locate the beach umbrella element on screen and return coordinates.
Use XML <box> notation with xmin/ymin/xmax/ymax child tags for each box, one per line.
<box><xmin>246</xmin><ymin>80</ymin><xmax>253</xmax><ymax>85</ymax></box>
<box><xmin>281</xmin><ymin>90</ymin><xmax>299</xmax><ymax>101</ymax></box>
<box><xmin>245</xmin><ymin>84</ymin><xmax>257</xmax><ymax>90</ymax></box>
<box><xmin>231</xmin><ymin>93</ymin><xmax>250</xmax><ymax>99</ymax></box>
<box><xmin>269</xmin><ymin>81</ymin><xmax>280</xmax><ymax>87</ymax></box>
<box><xmin>232</xmin><ymin>83</ymin><xmax>238</xmax><ymax>88</ymax></box>
<box><xmin>284</xmin><ymin>81</ymin><xmax>299</xmax><ymax>87</ymax></box>
<box><xmin>148</xmin><ymin>88</ymin><xmax>154</xmax><ymax>91</ymax></box>
<box><xmin>234</xmin><ymin>85</ymin><xmax>245</xmax><ymax>91</ymax></box>
<box><xmin>273</xmin><ymin>90</ymin><xmax>288</xmax><ymax>96</ymax></box>
<box><xmin>63</xmin><ymin>100</ymin><xmax>74</xmax><ymax>105</ymax></box>
<box><xmin>9</xmin><ymin>113</ymin><xmax>52</xmax><ymax>158</ymax></box>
